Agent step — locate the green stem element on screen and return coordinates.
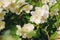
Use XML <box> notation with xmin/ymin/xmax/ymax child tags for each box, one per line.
<box><xmin>42</xmin><ymin>29</ymin><xmax>50</xmax><ymax>40</ymax></box>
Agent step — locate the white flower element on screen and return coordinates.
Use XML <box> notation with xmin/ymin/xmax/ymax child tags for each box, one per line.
<box><xmin>0</xmin><ymin>0</ymin><xmax>32</xmax><ymax>15</ymax></box>
<box><xmin>42</xmin><ymin>0</ymin><xmax>57</xmax><ymax>7</ymax></box>
<box><xmin>0</xmin><ymin>8</ymin><xmax>3</xmax><ymax>13</ymax></box>
<box><xmin>42</xmin><ymin>0</ymin><xmax>49</xmax><ymax>4</ymax></box>
<box><xmin>40</xmin><ymin>10</ymin><xmax>49</xmax><ymax>23</ymax></box>
<box><xmin>7</xmin><ymin>1</ymin><xmax>26</xmax><ymax>15</ymax></box>
<box><xmin>15</xmin><ymin>2</ymin><xmax>26</xmax><ymax>15</ymax></box>
<box><xmin>18</xmin><ymin>0</ymin><xmax>25</xmax><ymax>3</ymax></box>
<box><xmin>0</xmin><ymin>21</ymin><xmax>5</xmax><ymax>31</ymax></box>
<box><xmin>22</xmin><ymin>23</ymin><xmax>34</xmax><ymax>32</ymax></box>
<box><xmin>49</xmin><ymin>0</ymin><xmax>57</xmax><ymax>3</ymax></box>
<box><xmin>57</xmin><ymin>27</ymin><xmax>60</xmax><ymax>31</ymax></box>
<box><xmin>1</xmin><ymin>0</ymin><xmax>12</xmax><ymax>8</ymax></box>
<box><xmin>50</xmin><ymin>8</ymin><xmax>59</xmax><ymax>16</ymax></box>
<box><xmin>42</xmin><ymin>4</ymin><xmax>49</xmax><ymax>11</ymax></box>
<box><xmin>57</xmin><ymin>27</ymin><xmax>60</xmax><ymax>36</ymax></box>
<box><xmin>11</xmin><ymin>0</ymin><xmax>16</xmax><ymax>3</ymax></box>
<box><xmin>30</xmin><ymin>15</ymin><xmax>41</xmax><ymax>24</ymax></box>
<box><xmin>30</xmin><ymin>5</ymin><xmax>49</xmax><ymax>24</ymax></box>
<box><xmin>30</xmin><ymin>9</ymin><xmax>40</xmax><ymax>24</ymax></box>
<box><xmin>30</xmin><ymin>7</ymin><xmax>42</xmax><ymax>24</ymax></box>
<box><xmin>30</xmin><ymin>10</ymin><xmax>42</xmax><ymax>24</ymax></box>
<box><xmin>0</xmin><ymin>0</ymin><xmax>16</xmax><ymax>10</ymax></box>
<box><xmin>16</xmin><ymin>23</ymin><xmax>34</xmax><ymax>38</ymax></box>
<box><xmin>21</xmin><ymin>4</ymin><xmax>33</xmax><ymax>13</ymax></box>
<box><xmin>16</xmin><ymin>25</ymin><xmax>22</xmax><ymax>36</ymax></box>
<box><xmin>8</xmin><ymin>3</ymin><xmax>16</xmax><ymax>13</ymax></box>
<box><xmin>49</xmin><ymin>0</ymin><xmax>57</xmax><ymax>7</ymax></box>
<box><xmin>57</xmin><ymin>31</ymin><xmax>60</xmax><ymax>35</ymax></box>
<box><xmin>0</xmin><ymin>1</ymin><xmax>4</xmax><ymax>7</ymax></box>
<box><xmin>0</xmin><ymin>12</ymin><xmax>5</xmax><ymax>21</ymax></box>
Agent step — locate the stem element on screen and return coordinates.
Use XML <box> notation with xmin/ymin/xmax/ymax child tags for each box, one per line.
<box><xmin>42</xmin><ymin>29</ymin><xmax>50</xmax><ymax>40</ymax></box>
<box><xmin>46</xmin><ymin>31</ymin><xmax>49</xmax><ymax>40</ymax></box>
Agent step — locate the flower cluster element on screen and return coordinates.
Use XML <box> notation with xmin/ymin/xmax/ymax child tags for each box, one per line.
<box><xmin>16</xmin><ymin>23</ymin><xmax>34</xmax><ymax>38</ymax></box>
<box><xmin>42</xmin><ymin>0</ymin><xmax>57</xmax><ymax>7</ymax></box>
<box><xmin>30</xmin><ymin>4</ymin><xmax>49</xmax><ymax>24</ymax></box>
<box><xmin>0</xmin><ymin>0</ymin><xmax>59</xmax><ymax>40</ymax></box>
<box><xmin>0</xmin><ymin>0</ymin><xmax>33</xmax><ymax>31</ymax></box>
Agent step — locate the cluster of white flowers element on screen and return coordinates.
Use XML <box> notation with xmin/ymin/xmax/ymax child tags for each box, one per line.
<box><xmin>7</xmin><ymin>0</ymin><xmax>33</xmax><ymax>15</ymax></box>
<box><xmin>50</xmin><ymin>8</ymin><xmax>59</xmax><ymax>16</ymax></box>
<box><xmin>16</xmin><ymin>23</ymin><xmax>34</xmax><ymax>38</ymax></box>
<box><xmin>42</xmin><ymin>0</ymin><xmax>57</xmax><ymax>7</ymax></box>
<box><xmin>0</xmin><ymin>0</ymin><xmax>33</xmax><ymax>31</ymax></box>
<box><xmin>30</xmin><ymin>4</ymin><xmax>49</xmax><ymax>24</ymax></box>
<box><xmin>0</xmin><ymin>0</ymin><xmax>58</xmax><ymax>39</ymax></box>
<box><xmin>0</xmin><ymin>0</ymin><xmax>6</xmax><ymax>31</ymax></box>
<box><xmin>0</xmin><ymin>0</ymin><xmax>33</xmax><ymax>14</ymax></box>
<box><xmin>0</xmin><ymin>21</ymin><xmax>5</xmax><ymax>31</ymax></box>
<box><xmin>0</xmin><ymin>13</ymin><xmax>5</xmax><ymax>31</ymax></box>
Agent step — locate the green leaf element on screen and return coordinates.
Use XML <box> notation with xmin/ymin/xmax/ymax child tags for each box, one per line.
<box><xmin>15</xmin><ymin>0</ymin><xmax>19</xmax><ymax>3</ymax></box>
<box><xmin>26</xmin><ymin>31</ymin><xmax>38</xmax><ymax>38</ymax></box>
<box><xmin>57</xmin><ymin>0</ymin><xmax>60</xmax><ymax>10</ymax></box>
<box><xmin>36</xmin><ymin>0</ymin><xmax>42</xmax><ymax>7</ymax></box>
<box><xmin>49</xmin><ymin>3</ymin><xmax>58</xmax><ymax>12</ymax></box>
<box><xmin>50</xmin><ymin>32</ymin><xmax>57</xmax><ymax>40</ymax></box>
